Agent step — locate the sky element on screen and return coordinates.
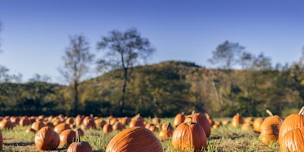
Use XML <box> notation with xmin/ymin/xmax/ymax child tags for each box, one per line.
<box><xmin>0</xmin><ymin>0</ymin><xmax>304</xmax><ymax>82</ymax></box>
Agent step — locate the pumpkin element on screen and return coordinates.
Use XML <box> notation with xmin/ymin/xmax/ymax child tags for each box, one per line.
<box><xmin>19</xmin><ymin>117</ymin><xmax>31</xmax><ymax>126</ymax></box>
<box><xmin>94</xmin><ymin>118</ymin><xmax>106</xmax><ymax>129</ymax></box>
<box><xmin>174</xmin><ymin>113</ymin><xmax>185</xmax><ymax>127</ymax></box>
<box><xmin>241</xmin><ymin>122</ymin><xmax>253</xmax><ymax>131</ymax></box>
<box><xmin>253</xmin><ymin>118</ymin><xmax>264</xmax><ymax>133</ymax></box>
<box><xmin>66</xmin><ymin>118</ymin><xmax>75</xmax><ymax>125</ymax></box>
<box><xmin>172</xmin><ymin>122</ymin><xmax>207</xmax><ymax>152</ymax></box>
<box><xmin>82</xmin><ymin>117</ymin><xmax>95</xmax><ymax>129</ymax></box>
<box><xmin>188</xmin><ymin>112</ymin><xmax>211</xmax><ymax>137</ymax></box>
<box><xmin>152</xmin><ymin>117</ymin><xmax>161</xmax><ymax>125</ymax></box>
<box><xmin>159</xmin><ymin>123</ymin><xmax>174</xmax><ymax>141</ymax></box>
<box><xmin>31</xmin><ymin>121</ymin><xmax>45</xmax><ymax>131</ymax></box>
<box><xmin>106</xmin><ymin>127</ymin><xmax>163</xmax><ymax>152</ymax></box>
<box><xmin>0</xmin><ymin>119</ymin><xmax>14</xmax><ymax>129</ymax></box>
<box><xmin>232</xmin><ymin>113</ymin><xmax>243</xmax><ymax>128</ymax></box>
<box><xmin>67</xmin><ymin>142</ymin><xmax>93</xmax><ymax>152</ymax></box>
<box><xmin>59</xmin><ymin>129</ymin><xmax>76</xmax><ymax>148</ymax></box>
<box><xmin>259</xmin><ymin>110</ymin><xmax>282</xmax><ymax>145</ymax></box>
<box><xmin>75</xmin><ymin>115</ymin><xmax>84</xmax><ymax>127</ymax></box>
<box><xmin>54</xmin><ymin>123</ymin><xmax>71</xmax><ymax>134</ymax></box>
<box><xmin>75</xmin><ymin>128</ymin><xmax>85</xmax><ymax>136</ymax></box>
<box><xmin>119</xmin><ymin>117</ymin><xmax>130</xmax><ymax>125</ymax></box>
<box><xmin>113</xmin><ymin>122</ymin><xmax>125</xmax><ymax>131</ymax></box>
<box><xmin>103</xmin><ymin>124</ymin><xmax>113</xmax><ymax>133</ymax></box>
<box><xmin>279</xmin><ymin>107</ymin><xmax>304</xmax><ymax>152</ymax></box>
<box><xmin>129</xmin><ymin>114</ymin><xmax>145</xmax><ymax>128</ymax></box>
<box><xmin>205</xmin><ymin>113</ymin><xmax>214</xmax><ymax>126</ymax></box>
<box><xmin>34</xmin><ymin>126</ymin><xmax>60</xmax><ymax>151</ymax></box>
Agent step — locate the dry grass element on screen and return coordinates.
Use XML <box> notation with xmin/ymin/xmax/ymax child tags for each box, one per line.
<box><xmin>1</xmin><ymin>118</ymin><xmax>279</xmax><ymax>152</ymax></box>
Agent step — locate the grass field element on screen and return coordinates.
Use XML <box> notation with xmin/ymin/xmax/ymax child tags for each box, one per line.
<box><xmin>1</xmin><ymin>118</ymin><xmax>279</xmax><ymax>152</ymax></box>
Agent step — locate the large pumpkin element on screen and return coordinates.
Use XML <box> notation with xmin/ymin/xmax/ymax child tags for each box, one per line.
<box><xmin>0</xmin><ymin>130</ymin><xmax>2</xmax><ymax>150</ymax></box>
<box><xmin>253</xmin><ymin>118</ymin><xmax>264</xmax><ymax>133</ymax></box>
<box><xmin>279</xmin><ymin>107</ymin><xmax>304</xmax><ymax>152</ymax></box>
<box><xmin>259</xmin><ymin>110</ymin><xmax>282</xmax><ymax>145</ymax></box>
<box><xmin>106</xmin><ymin>127</ymin><xmax>163</xmax><ymax>152</ymax></box>
<box><xmin>67</xmin><ymin>142</ymin><xmax>93</xmax><ymax>152</ymax></box>
<box><xmin>34</xmin><ymin>126</ymin><xmax>60</xmax><ymax>151</ymax></box>
<box><xmin>172</xmin><ymin>122</ymin><xmax>207</xmax><ymax>152</ymax></box>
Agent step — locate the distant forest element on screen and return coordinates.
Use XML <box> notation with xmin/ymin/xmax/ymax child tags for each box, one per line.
<box><xmin>1</xmin><ymin>25</ymin><xmax>304</xmax><ymax>117</ymax></box>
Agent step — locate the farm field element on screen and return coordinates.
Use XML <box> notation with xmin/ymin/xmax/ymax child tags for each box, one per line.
<box><xmin>0</xmin><ymin>117</ymin><xmax>279</xmax><ymax>152</ymax></box>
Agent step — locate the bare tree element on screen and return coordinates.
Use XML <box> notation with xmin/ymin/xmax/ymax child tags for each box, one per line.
<box><xmin>60</xmin><ymin>35</ymin><xmax>94</xmax><ymax>114</ymax></box>
<box><xmin>209</xmin><ymin>40</ymin><xmax>245</xmax><ymax>69</ymax></box>
<box><xmin>96</xmin><ymin>28</ymin><xmax>154</xmax><ymax>114</ymax></box>
<box><xmin>28</xmin><ymin>74</ymin><xmax>52</xmax><ymax>83</ymax></box>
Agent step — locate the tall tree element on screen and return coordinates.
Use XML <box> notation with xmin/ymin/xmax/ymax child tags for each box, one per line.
<box><xmin>209</xmin><ymin>40</ymin><xmax>245</xmax><ymax>69</ymax></box>
<box><xmin>97</xmin><ymin>28</ymin><xmax>154</xmax><ymax>114</ymax></box>
<box><xmin>60</xmin><ymin>35</ymin><xmax>94</xmax><ymax>114</ymax></box>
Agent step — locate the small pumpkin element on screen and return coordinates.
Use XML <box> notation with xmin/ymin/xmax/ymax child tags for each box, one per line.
<box><xmin>232</xmin><ymin>113</ymin><xmax>243</xmax><ymax>128</ymax></box>
<box><xmin>174</xmin><ymin>113</ymin><xmax>185</xmax><ymax>127</ymax></box>
<box><xmin>94</xmin><ymin>118</ymin><xmax>106</xmax><ymax>129</ymax></box>
<box><xmin>34</xmin><ymin>126</ymin><xmax>60</xmax><ymax>151</ymax></box>
<box><xmin>159</xmin><ymin>123</ymin><xmax>174</xmax><ymax>141</ymax></box>
<box><xmin>253</xmin><ymin>118</ymin><xmax>264</xmax><ymax>133</ymax></box>
<box><xmin>67</xmin><ymin>142</ymin><xmax>93</xmax><ymax>152</ymax></box>
<box><xmin>106</xmin><ymin>127</ymin><xmax>163</xmax><ymax>152</ymax></box>
<box><xmin>188</xmin><ymin>112</ymin><xmax>211</xmax><ymax>137</ymax></box>
<box><xmin>31</xmin><ymin>121</ymin><xmax>45</xmax><ymax>131</ymax></box>
<box><xmin>103</xmin><ymin>124</ymin><xmax>113</xmax><ymax>133</ymax></box>
<box><xmin>54</xmin><ymin>123</ymin><xmax>71</xmax><ymax>134</ymax></box>
<box><xmin>59</xmin><ymin>129</ymin><xmax>76</xmax><ymax>148</ymax></box>
<box><xmin>259</xmin><ymin>110</ymin><xmax>282</xmax><ymax>145</ymax></box>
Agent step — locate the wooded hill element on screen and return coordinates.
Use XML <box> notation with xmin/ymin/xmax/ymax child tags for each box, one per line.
<box><xmin>0</xmin><ymin>60</ymin><xmax>303</xmax><ymax>117</ymax></box>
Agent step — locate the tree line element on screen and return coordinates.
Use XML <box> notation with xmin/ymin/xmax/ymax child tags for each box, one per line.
<box><xmin>0</xmin><ymin>23</ymin><xmax>304</xmax><ymax>117</ymax></box>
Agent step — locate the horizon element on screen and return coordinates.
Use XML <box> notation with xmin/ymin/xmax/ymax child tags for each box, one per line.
<box><xmin>1</xmin><ymin>0</ymin><xmax>304</xmax><ymax>82</ymax></box>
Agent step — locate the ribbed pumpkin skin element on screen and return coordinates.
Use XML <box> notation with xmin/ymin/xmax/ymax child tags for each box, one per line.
<box><xmin>34</xmin><ymin>126</ymin><xmax>60</xmax><ymax>151</ymax></box>
<box><xmin>106</xmin><ymin>127</ymin><xmax>163</xmax><ymax>152</ymax></box>
<box><xmin>259</xmin><ymin>116</ymin><xmax>282</xmax><ymax>145</ymax></box>
<box><xmin>190</xmin><ymin>113</ymin><xmax>211</xmax><ymax>137</ymax></box>
<box><xmin>279</xmin><ymin>114</ymin><xmax>304</xmax><ymax>144</ymax></box>
<box><xmin>278</xmin><ymin>112</ymin><xmax>304</xmax><ymax>152</ymax></box>
<box><xmin>67</xmin><ymin>142</ymin><xmax>93</xmax><ymax>152</ymax></box>
<box><xmin>280</xmin><ymin>128</ymin><xmax>304</xmax><ymax>152</ymax></box>
<box><xmin>172</xmin><ymin>122</ymin><xmax>207</xmax><ymax>152</ymax></box>
<box><xmin>59</xmin><ymin>129</ymin><xmax>76</xmax><ymax>148</ymax></box>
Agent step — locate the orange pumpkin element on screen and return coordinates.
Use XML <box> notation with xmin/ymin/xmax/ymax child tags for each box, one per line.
<box><xmin>189</xmin><ymin>112</ymin><xmax>211</xmax><ymax>137</ymax></box>
<box><xmin>0</xmin><ymin>119</ymin><xmax>14</xmax><ymax>129</ymax></box>
<box><xmin>113</xmin><ymin>122</ymin><xmax>125</xmax><ymax>131</ymax></box>
<box><xmin>94</xmin><ymin>118</ymin><xmax>106</xmax><ymax>129</ymax></box>
<box><xmin>172</xmin><ymin>122</ymin><xmax>207</xmax><ymax>152</ymax></box>
<box><xmin>31</xmin><ymin>121</ymin><xmax>45</xmax><ymax>131</ymax></box>
<box><xmin>159</xmin><ymin>123</ymin><xmax>174</xmax><ymax>141</ymax></box>
<box><xmin>106</xmin><ymin>127</ymin><xmax>163</xmax><ymax>152</ymax></box>
<box><xmin>173</xmin><ymin>113</ymin><xmax>185</xmax><ymax>127</ymax></box>
<box><xmin>59</xmin><ymin>129</ymin><xmax>76</xmax><ymax>148</ymax></box>
<box><xmin>259</xmin><ymin>110</ymin><xmax>282</xmax><ymax>145</ymax></box>
<box><xmin>253</xmin><ymin>118</ymin><xmax>264</xmax><ymax>133</ymax></box>
<box><xmin>103</xmin><ymin>124</ymin><xmax>113</xmax><ymax>133</ymax></box>
<box><xmin>19</xmin><ymin>117</ymin><xmax>31</xmax><ymax>126</ymax></box>
<box><xmin>67</xmin><ymin>142</ymin><xmax>93</xmax><ymax>152</ymax></box>
<box><xmin>54</xmin><ymin>123</ymin><xmax>71</xmax><ymax>134</ymax></box>
<box><xmin>232</xmin><ymin>113</ymin><xmax>243</xmax><ymax>128</ymax></box>
<box><xmin>34</xmin><ymin>126</ymin><xmax>60</xmax><ymax>151</ymax></box>
<box><xmin>279</xmin><ymin>107</ymin><xmax>304</xmax><ymax>152</ymax></box>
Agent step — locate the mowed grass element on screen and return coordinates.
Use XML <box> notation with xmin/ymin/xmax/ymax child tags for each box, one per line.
<box><xmin>1</xmin><ymin>118</ymin><xmax>279</xmax><ymax>152</ymax></box>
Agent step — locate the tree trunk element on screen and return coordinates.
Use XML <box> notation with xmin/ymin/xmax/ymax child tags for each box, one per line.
<box><xmin>73</xmin><ymin>80</ymin><xmax>79</xmax><ymax>115</ymax></box>
<box><xmin>120</xmin><ymin>68</ymin><xmax>128</xmax><ymax>115</ymax></box>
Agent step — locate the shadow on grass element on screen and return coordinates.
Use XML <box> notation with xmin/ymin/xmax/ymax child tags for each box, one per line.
<box><xmin>4</xmin><ymin>141</ymin><xmax>34</xmax><ymax>146</ymax></box>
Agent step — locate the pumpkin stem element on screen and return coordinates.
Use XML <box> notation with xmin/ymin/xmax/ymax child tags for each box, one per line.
<box><xmin>266</xmin><ymin>109</ymin><xmax>273</xmax><ymax>116</ymax></box>
<box><xmin>298</xmin><ymin>106</ymin><xmax>304</xmax><ymax>115</ymax></box>
<box><xmin>191</xmin><ymin>110</ymin><xmax>196</xmax><ymax>115</ymax></box>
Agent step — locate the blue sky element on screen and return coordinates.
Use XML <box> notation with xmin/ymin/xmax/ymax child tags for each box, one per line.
<box><xmin>0</xmin><ymin>0</ymin><xmax>304</xmax><ymax>82</ymax></box>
